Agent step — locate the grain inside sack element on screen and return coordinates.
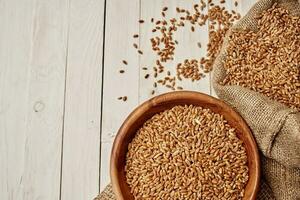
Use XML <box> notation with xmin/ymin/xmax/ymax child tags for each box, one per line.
<box><xmin>221</xmin><ymin>4</ymin><xmax>300</xmax><ymax>111</ymax></box>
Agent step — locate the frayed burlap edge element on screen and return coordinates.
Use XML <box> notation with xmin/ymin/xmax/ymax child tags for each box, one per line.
<box><xmin>94</xmin><ymin>184</ymin><xmax>115</xmax><ymax>200</ymax></box>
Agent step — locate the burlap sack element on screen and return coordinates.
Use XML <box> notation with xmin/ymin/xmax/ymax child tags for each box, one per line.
<box><xmin>96</xmin><ymin>0</ymin><xmax>300</xmax><ymax>199</ymax></box>
<box><xmin>212</xmin><ymin>0</ymin><xmax>300</xmax><ymax>199</ymax></box>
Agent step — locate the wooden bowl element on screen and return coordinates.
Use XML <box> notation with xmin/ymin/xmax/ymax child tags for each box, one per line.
<box><xmin>111</xmin><ymin>91</ymin><xmax>260</xmax><ymax>200</ymax></box>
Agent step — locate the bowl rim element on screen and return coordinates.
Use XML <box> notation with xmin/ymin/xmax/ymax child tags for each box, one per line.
<box><xmin>110</xmin><ymin>91</ymin><xmax>260</xmax><ymax>200</ymax></box>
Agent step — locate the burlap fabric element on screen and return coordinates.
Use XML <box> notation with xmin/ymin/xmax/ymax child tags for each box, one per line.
<box><xmin>94</xmin><ymin>184</ymin><xmax>116</xmax><ymax>200</ymax></box>
<box><xmin>212</xmin><ymin>0</ymin><xmax>300</xmax><ymax>199</ymax></box>
<box><xmin>95</xmin><ymin>0</ymin><xmax>300</xmax><ymax>199</ymax></box>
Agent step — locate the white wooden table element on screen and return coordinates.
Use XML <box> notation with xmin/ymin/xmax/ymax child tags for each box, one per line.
<box><xmin>0</xmin><ymin>0</ymin><xmax>256</xmax><ymax>199</ymax></box>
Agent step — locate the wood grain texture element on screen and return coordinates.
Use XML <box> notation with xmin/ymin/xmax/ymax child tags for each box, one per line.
<box><xmin>100</xmin><ymin>0</ymin><xmax>141</xmax><ymax>190</ymax></box>
<box><xmin>237</xmin><ymin>0</ymin><xmax>258</xmax><ymax>18</ymax></box>
<box><xmin>111</xmin><ymin>91</ymin><xmax>260</xmax><ymax>200</ymax></box>
<box><xmin>101</xmin><ymin>0</ymin><xmax>140</xmax><ymax>143</ymax></box>
<box><xmin>60</xmin><ymin>0</ymin><xmax>105</xmax><ymax>199</ymax></box>
<box><xmin>100</xmin><ymin>142</ymin><xmax>113</xmax><ymax>191</ymax></box>
<box><xmin>0</xmin><ymin>1</ymin><xmax>35</xmax><ymax>199</ymax></box>
<box><xmin>0</xmin><ymin>0</ymin><xmax>68</xmax><ymax>199</ymax></box>
<box><xmin>22</xmin><ymin>1</ymin><xmax>69</xmax><ymax>199</ymax></box>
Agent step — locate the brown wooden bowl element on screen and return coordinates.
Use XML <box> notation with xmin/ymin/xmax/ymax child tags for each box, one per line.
<box><xmin>111</xmin><ymin>91</ymin><xmax>260</xmax><ymax>200</ymax></box>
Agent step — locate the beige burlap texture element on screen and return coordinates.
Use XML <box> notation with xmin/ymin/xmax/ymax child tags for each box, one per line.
<box><xmin>94</xmin><ymin>184</ymin><xmax>116</xmax><ymax>200</ymax></box>
<box><xmin>95</xmin><ymin>0</ymin><xmax>300</xmax><ymax>199</ymax></box>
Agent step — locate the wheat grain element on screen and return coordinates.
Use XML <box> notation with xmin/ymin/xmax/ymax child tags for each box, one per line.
<box><xmin>125</xmin><ymin>105</ymin><xmax>249</xmax><ymax>200</ymax></box>
<box><xmin>222</xmin><ymin>5</ymin><xmax>300</xmax><ymax>111</ymax></box>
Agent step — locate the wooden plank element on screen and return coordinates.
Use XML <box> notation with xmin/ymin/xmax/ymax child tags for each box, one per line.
<box><xmin>20</xmin><ymin>1</ymin><xmax>69</xmax><ymax>199</ymax></box>
<box><xmin>101</xmin><ymin>0</ymin><xmax>140</xmax><ymax>143</ymax></box>
<box><xmin>0</xmin><ymin>0</ymin><xmax>68</xmax><ymax>199</ymax></box>
<box><xmin>100</xmin><ymin>0</ymin><xmax>140</xmax><ymax>191</ymax></box>
<box><xmin>100</xmin><ymin>142</ymin><xmax>113</xmax><ymax>191</ymax></box>
<box><xmin>60</xmin><ymin>0</ymin><xmax>105</xmax><ymax>199</ymax></box>
<box><xmin>139</xmin><ymin>0</ymin><xmax>211</xmax><ymax>103</ymax></box>
<box><xmin>238</xmin><ymin>0</ymin><xmax>257</xmax><ymax>16</ymax></box>
<box><xmin>0</xmin><ymin>1</ymin><xmax>34</xmax><ymax>199</ymax></box>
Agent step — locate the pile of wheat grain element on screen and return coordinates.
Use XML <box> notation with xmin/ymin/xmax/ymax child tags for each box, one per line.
<box><xmin>148</xmin><ymin>2</ymin><xmax>241</xmax><ymax>91</ymax></box>
<box><xmin>125</xmin><ymin>105</ymin><xmax>249</xmax><ymax>200</ymax></box>
<box><xmin>222</xmin><ymin>4</ymin><xmax>300</xmax><ymax>111</ymax></box>
<box><xmin>119</xmin><ymin>1</ymin><xmax>242</xmax><ymax>100</ymax></box>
